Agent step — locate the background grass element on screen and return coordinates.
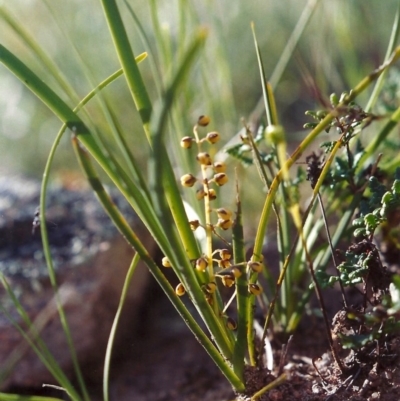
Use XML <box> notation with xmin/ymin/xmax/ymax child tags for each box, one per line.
<box><xmin>1</xmin><ymin>0</ymin><xmax>399</xmax><ymax>179</ymax></box>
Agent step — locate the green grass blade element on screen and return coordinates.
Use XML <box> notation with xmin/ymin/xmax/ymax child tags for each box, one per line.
<box><xmin>100</xmin><ymin>0</ymin><xmax>152</xmax><ymax>137</ymax></box>
<box><xmin>365</xmin><ymin>1</ymin><xmax>400</xmax><ymax>112</ymax></box>
<box><xmin>0</xmin><ymin>275</ymin><xmax>81</xmax><ymax>401</ymax></box>
<box><xmin>232</xmin><ymin>189</ymin><xmax>248</xmax><ymax>380</ymax></box>
<box><xmin>0</xmin><ymin>392</ymin><xmax>65</xmax><ymax>401</ymax></box>
<box><xmin>103</xmin><ymin>253</ymin><xmax>140</xmax><ymax>401</ymax></box>
<box><xmin>0</xmin><ymin>7</ymin><xmax>80</xmax><ymax>104</ymax></box>
<box><xmin>269</xmin><ymin>0</ymin><xmax>320</xmax><ymax>88</ymax></box>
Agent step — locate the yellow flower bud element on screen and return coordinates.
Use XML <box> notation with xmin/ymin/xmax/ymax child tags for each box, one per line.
<box><xmin>214</xmin><ymin>173</ymin><xmax>228</xmax><ymax>186</ymax></box>
<box><xmin>220</xmin><ymin>273</ymin><xmax>235</xmax><ymax>287</ymax></box>
<box><xmin>162</xmin><ymin>256</ymin><xmax>171</xmax><ymax>268</ymax></box>
<box><xmin>206</xmin><ymin>131</ymin><xmax>220</xmax><ymax>144</ymax></box>
<box><xmin>203</xmin><ymin>281</ymin><xmax>217</xmax><ymax>294</ymax></box>
<box><xmin>196</xmin><ymin>188</ymin><xmax>206</xmax><ymax>200</ymax></box>
<box><xmin>198</xmin><ymin>115</ymin><xmax>210</xmax><ymax>127</ymax></box>
<box><xmin>207</xmin><ymin>189</ymin><xmax>217</xmax><ymax>200</ymax></box>
<box><xmin>176</xmin><ymin>283</ymin><xmax>186</xmax><ymax>296</ymax></box>
<box><xmin>248</xmin><ymin>283</ymin><xmax>262</xmax><ymax>296</ymax></box>
<box><xmin>196</xmin><ymin>152</ymin><xmax>212</xmax><ymax>165</ymax></box>
<box><xmin>219</xmin><ymin>248</ymin><xmax>231</xmax><ymax>260</ymax></box>
<box><xmin>180</xmin><ymin>173</ymin><xmax>197</xmax><ymax>187</ymax></box>
<box><xmin>227</xmin><ymin>317</ymin><xmax>237</xmax><ymax>330</ymax></box>
<box><xmin>213</xmin><ymin>161</ymin><xmax>226</xmax><ymax>173</ymax></box>
<box><xmin>217</xmin><ymin>218</ymin><xmax>233</xmax><ymax>230</ymax></box>
<box><xmin>195</xmin><ymin>257</ymin><xmax>208</xmax><ymax>272</ymax></box>
<box><xmin>265</xmin><ymin>124</ymin><xmax>285</xmax><ymax>145</ymax></box>
<box><xmin>247</xmin><ymin>261</ymin><xmax>263</xmax><ymax>273</ymax></box>
<box><xmin>189</xmin><ymin>220</ymin><xmax>200</xmax><ymax>230</ymax></box>
<box><xmin>218</xmin><ymin>259</ymin><xmax>231</xmax><ymax>268</ymax></box>
<box><xmin>231</xmin><ymin>266</ymin><xmax>242</xmax><ymax>278</ymax></box>
<box><xmin>180</xmin><ymin>136</ymin><xmax>193</xmax><ymax>149</ymax></box>
<box><xmin>216</xmin><ymin>208</ymin><xmax>232</xmax><ymax>220</ymax></box>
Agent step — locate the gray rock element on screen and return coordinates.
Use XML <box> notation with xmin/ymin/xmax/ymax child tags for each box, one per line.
<box><xmin>0</xmin><ymin>176</ymin><xmax>152</xmax><ymax>388</ymax></box>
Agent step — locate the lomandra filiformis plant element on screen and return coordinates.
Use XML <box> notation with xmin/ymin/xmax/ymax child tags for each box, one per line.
<box><xmin>2</xmin><ymin>0</ymin><xmax>400</xmax><ymax>400</ymax></box>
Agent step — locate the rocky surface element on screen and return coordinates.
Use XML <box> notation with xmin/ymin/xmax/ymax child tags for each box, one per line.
<box><xmin>0</xmin><ymin>176</ymin><xmax>152</xmax><ymax>388</ymax></box>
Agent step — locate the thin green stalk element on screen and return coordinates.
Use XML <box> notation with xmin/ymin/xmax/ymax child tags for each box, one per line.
<box><xmin>103</xmin><ymin>253</ymin><xmax>140</xmax><ymax>401</ymax></box>
<box><xmin>232</xmin><ymin>186</ymin><xmax>248</xmax><ymax>380</ymax></box>
<box><xmin>100</xmin><ymin>0</ymin><xmax>152</xmax><ymax>138</ymax></box>
<box><xmin>251</xmin><ymin>0</ymin><xmax>321</xmax><ymax>119</ymax></box>
<box><xmin>365</xmin><ymin>1</ymin><xmax>400</xmax><ymax>112</ymax></box>
<box><xmin>0</xmin><ymin>275</ymin><xmax>81</xmax><ymax>401</ymax></box>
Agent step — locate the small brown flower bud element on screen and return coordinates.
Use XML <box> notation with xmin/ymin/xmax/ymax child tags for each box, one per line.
<box><xmin>196</xmin><ymin>152</ymin><xmax>212</xmax><ymax>165</ymax></box>
<box><xmin>218</xmin><ymin>259</ymin><xmax>231</xmax><ymax>268</ymax></box>
<box><xmin>207</xmin><ymin>189</ymin><xmax>217</xmax><ymax>200</ymax></box>
<box><xmin>196</xmin><ymin>188</ymin><xmax>206</xmax><ymax>200</ymax></box>
<box><xmin>181</xmin><ymin>173</ymin><xmax>197</xmax><ymax>187</ymax></box>
<box><xmin>214</xmin><ymin>173</ymin><xmax>228</xmax><ymax>186</ymax></box>
<box><xmin>219</xmin><ymin>249</ymin><xmax>231</xmax><ymax>260</ymax></box>
<box><xmin>203</xmin><ymin>281</ymin><xmax>217</xmax><ymax>293</ymax></box>
<box><xmin>216</xmin><ymin>208</ymin><xmax>232</xmax><ymax>220</ymax></box>
<box><xmin>189</xmin><ymin>220</ymin><xmax>200</xmax><ymax>230</ymax></box>
<box><xmin>217</xmin><ymin>218</ymin><xmax>233</xmax><ymax>230</ymax></box>
<box><xmin>220</xmin><ymin>273</ymin><xmax>235</xmax><ymax>287</ymax></box>
<box><xmin>180</xmin><ymin>136</ymin><xmax>193</xmax><ymax>149</ymax></box>
<box><xmin>197</xmin><ymin>115</ymin><xmax>210</xmax><ymax>127</ymax></box>
<box><xmin>195</xmin><ymin>257</ymin><xmax>208</xmax><ymax>272</ymax></box>
<box><xmin>247</xmin><ymin>261</ymin><xmax>263</xmax><ymax>273</ymax></box>
<box><xmin>248</xmin><ymin>283</ymin><xmax>262</xmax><ymax>295</ymax></box>
<box><xmin>175</xmin><ymin>283</ymin><xmax>186</xmax><ymax>296</ymax></box>
<box><xmin>162</xmin><ymin>256</ymin><xmax>171</xmax><ymax>268</ymax></box>
<box><xmin>213</xmin><ymin>161</ymin><xmax>226</xmax><ymax>173</ymax></box>
<box><xmin>231</xmin><ymin>266</ymin><xmax>242</xmax><ymax>278</ymax></box>
<box><xmin>206</xmin><ymin>131</ymin><xmax>220</xmax><ymax>144</ymax></box>
<box><xmin>227</xmin><ymin>317</ymin><xmax>237</xmax><ymax>330</ymax></box>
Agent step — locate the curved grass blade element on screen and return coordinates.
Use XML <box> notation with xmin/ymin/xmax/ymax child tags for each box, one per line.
<box><xmin>100</xmin><ymin>0</ymin><xmax>152</xmax><ymax>137</ymax></box>
<box><xmin>365</xmin><ymin>1</ymin><xmax>400</xmax><ymax>112</ymax></box>
<box><xmin>0</xmin><ymin>393</ymin><xmax>65</xmax><ymax>401</ymax></box>
<box><xmin>0</xmin><ymin>7</ymin><xmax>80</xmax><ymax>104</ymax></box>
<box><xmin>0</xmin><ymin>275</ymin><xmax>80</xmax><ymax>401</ymax></box>
<box><xmin>103</xmin><ymin>253</ymin><xmax>140</xmax><ymax>401</ymax></box>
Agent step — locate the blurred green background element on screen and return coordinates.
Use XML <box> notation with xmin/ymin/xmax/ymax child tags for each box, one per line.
<box><xmin>0</xmin><ymin>0</ymin><xmax>399</xmax><ymax>179</ymax></box>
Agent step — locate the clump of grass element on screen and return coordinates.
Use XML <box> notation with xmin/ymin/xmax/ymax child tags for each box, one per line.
<box><xmin>1</xmin><ymin>0</ymin><xmax>400</xmax><ymax>400</ymax></box>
